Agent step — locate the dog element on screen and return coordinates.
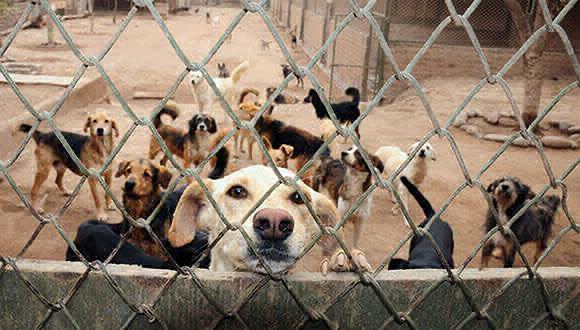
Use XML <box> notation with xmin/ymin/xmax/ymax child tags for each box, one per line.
<box><xmin>266</xmin><ymin>87</ymin><xmax>300</xmax><ymax>104</ymax></box>
<box><xmin>303</xmin><ymin>87</ymin><xmax>361</xmax><ymax>137</ymax></box>
<box><xmin>319</xmin><ymin>118</ymin><xmax>351</xmax><ymax>159</ymax></box>
<box><xmin>238</xmin><ymin>87</ymin><xmax>272</xmax><ymax>116</ymax></box>
<box><xmin>375</xmin><ymin>141</ymin><xmax>437</xmax><ymax>225</ymax></box>
<box><xmin>232</xmin><ymin>102</ymin><xmax>261</xmax><ymax>160</ymax></box>
<box><xmin>209</xmin><ymin>114</ymin><xmax>329</xmax><ymax>183</ymax></box>
<box><xmin>189</xmin><ymin>61</ymin><xmax>250</xmax><ymax>117</ymax></box>
<box><xmin>19</xmin><ymin>111</ymin><xmax>118</xmax><ymax>220</ymax></box>
<box><xmin>281</xmin><ymin>64</ymin><xmax>304</xmax><ymax>88</ymax></box>
<box><xmin>388</xmin><ymin>177</ymin><xmax>455</xmax><ymax>270</ymax></box>
<box><xmin>262</xmin><ymin>136</ymin><xmax>293</xmax><ymax>168</ymax></box>
<box><xmin>114</xmin><ymin>158</ymin><xmax>177</xmax><ymax>256</ymax></box>
<box><xmin>148</xmin><ymin>101</ymin><xmax>217</xmax><ymax>169</ymax></box>
<box><xmin>480</xmin><ymin>177</ymin><xmax>560</xmax><ymax>269</ymax></box>
<box><xmin>312</xmin><ymin>157</ymin><xmax>346</xmax><ymax>206</ymax></box>
<box><xmin>261</xmin><ymin>39</ymin><xmax>272</xmax><ymax>51</ymax></box>
<box><xmin>217</xmin><ymin>63</ymin><xmax>230</xmax><ymax>78</ymax></box>
<box><xmin>290</xmin><ymin>26</ymin><xmax>298</xmax><ymax>48</ymax></box>
<box><xmin>338</xmin><ymin>146</ymin><xmax>384</xmax><ymax>249</ymax></box>
<box><xmin>66</xmin><ymin>220</ymin><xmax>210</xmax><ymax>269</ymax></box>
<box><xmin>168</xmin><ymin>165</ymin><xmax>371</xmax><ymax>274</ymax></box>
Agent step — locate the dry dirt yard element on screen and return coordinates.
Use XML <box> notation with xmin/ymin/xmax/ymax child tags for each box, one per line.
<box><xmin>1</xmin><ymin>7</ymin><xmax>578</xmax><ymax>273</ymax></box>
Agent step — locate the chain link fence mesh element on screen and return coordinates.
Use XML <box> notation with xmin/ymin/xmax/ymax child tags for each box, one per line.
<box><xmin>0</xmin><ymin>0</ymin><xmax>579</xmax><ymax>327</ymax></box>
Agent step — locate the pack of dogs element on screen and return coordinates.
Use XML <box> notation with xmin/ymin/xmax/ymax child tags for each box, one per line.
<box><xmin>17</xmin><ymin>59</ymin><xmax>562</xmax><ymax>275</ymax></box>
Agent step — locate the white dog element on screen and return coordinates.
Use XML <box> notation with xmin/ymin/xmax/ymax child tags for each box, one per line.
<box><xmin>375</xmin><ymin>141</ymin><xmax>437</xmax><ymax>226</ymax></box>
<box><xmin>189</xmin><ymin>61</ymin><xmax>250</xmax><ymax>123</ymax></box>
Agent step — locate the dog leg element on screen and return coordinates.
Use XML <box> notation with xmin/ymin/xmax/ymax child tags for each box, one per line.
<box><xmin>88</xmin><ymin>177</ymin><xmax>108</xmax><ymax>221</ymax></box>
<box><xmin>479</xmin><ymin>242</ymin><xmax>494</xmax><ymax>270</ymax></box>
<box><xmin>248</xmin><ymin>139</ymin><xmax>254</xmax><ymax>160</ymax></box>
<box><xmin>533</xmin><ymin>241</ymin><xmax>545</xmax><ymax>265</ymax></box>
<box><xmin>31</xmin><ymin>167</ymin><xmax>50</xmax><ymax>214</ymax></box>
<box><xmin>351</xmin><ymin>216</ymin><xmax>364</xmax><ymax>250</ymax></box>
<box><xmin>396</xmin><ymin>182</ymin><xmax>410</xmax><ymax>227</ymax></box>
<box><xmin>503</xmin><ymin>242</ymin><xmax>516</xmax><ymax>268</ymax></box>
<box><xmin>104</xmin><ymin>170</ymin><xmax>114</xmax><ymax>210</ymax></box>
<box><xmin>54</xmin><ymin>163</ymin><xmax>72</xmax><ymax>196</ymax></box>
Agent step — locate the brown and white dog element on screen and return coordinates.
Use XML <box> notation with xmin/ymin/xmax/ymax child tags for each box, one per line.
<box><xmin>480</xmin><ymin>177</ymin><xmax>560</xmax><ymax>269</ymax></box>
<box><xmin>262</xmin><ymin>136</ymin><xmax>293</xmax><ymax>168</ymax></box>
<box><xmin>375</xmin><ymin>141</ymin><xmax>437</xmax><ymax>226</ymax></box>
<box><xmin>19</xmin><ymin>111</ymin><xmax>119</xmax><ymax>220</ymax></box>
<box><xmin>266</xmin><ymin>87</ymin><xmax>300</xmax><ymax>105</ymax></box>
<box><xmin>168</xmin><ymin>165</ymin><xmax>371</xmax><ymax>274</ymax></box>
<box><xmin>115</xmin><ymin>158</ymin><xmax>173</xmax><ymax>256</ymax></box>
<box><xmin>148</xmin><ymin>101</ymin><xmax>217</xmax><ymax>169</ymax></box>
<box><xmin>338</xmin><ymin>146</ymin><xmax>384</xmax><ymax>249</ymax></box>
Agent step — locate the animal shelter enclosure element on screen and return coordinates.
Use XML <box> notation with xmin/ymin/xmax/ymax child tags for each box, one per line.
<box><xmin>0</xmin><ymin>0</ymin><xmax>579</xmax><ymax>328</ymax></box>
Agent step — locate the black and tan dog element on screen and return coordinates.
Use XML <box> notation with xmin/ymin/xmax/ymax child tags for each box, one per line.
<box><xmin>282</xmin><ymin>64</ymin><xmax>304</xmax><ymax>88</ymax></box>
<box><xmin>19</xmin><ymin>111</ymin><xmax>119</xmax><ymax>220</ymax></box>
<box><xmin>266</xmin><ymin>86</ymin><xmax>300</xmax><ymax>105</ymax></box>
<box><xmin>312</xmin><ymin>157</ymin><xmax>346</xmax><ymax>206</ymax></box>
<box><xmin>115</xmin><ymin>159</ymin><xmax>175</xmax><ymax>256</ymax></box>
<box><xmin>148</xmin><ymin>101</ymin><xmax>217</xmax><ymax>169</ymax></box>
<box><xmin>480</xmin><ymin>176</ymin><xmax>560</xmax><ymax>269</ymax></box>
<box><xmin>388</xmin><ymin>176</ymin><xmax>455</xmax><ymax>270</ymax></box>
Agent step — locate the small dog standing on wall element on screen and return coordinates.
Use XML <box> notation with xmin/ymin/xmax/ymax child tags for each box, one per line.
<box><xmin>375</xmin><ymin>141</ymin><xmax>437</xmax><ymax>226</ymax></box>
<box><xmin>189</xmin><ymin>61</ymin><xmax>250</xmax><ymax>116</ymax></box>
<box><xmin>338</xmin><ymin>146</ymin><xmax>384</xmax><ymax>249</ymax></box>
<box><xmin>148</xmin><ymin>101</ymin><xmax>217</xmax><ymax>169</ymax></box>
<box><xmin>480</xmin><ymin>177</ymin><xmax>560</xmax><ymax>269</ymax></box>
<box><xmin>19</xmin><ymin>111</ymin><xmax>119</xmax><ymax>220</ymax></box>
<box><xmin>168</xmin><ymin>165</ymin><xmax>371</xmax><ymax>274</ymax></box>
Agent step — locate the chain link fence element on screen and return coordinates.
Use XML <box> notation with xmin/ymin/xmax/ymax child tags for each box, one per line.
<box><xmin>1</xmin><ymin>0</ymin><xmax>579</xmax><ymax>327</ymax></box>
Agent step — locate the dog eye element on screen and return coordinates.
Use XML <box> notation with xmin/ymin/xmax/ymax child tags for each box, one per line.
<box><xmin>227</xmin><ymin>185</ymin><xmax>248</xmax><ymax>199</ymax></box>
<box><xmin>92</xmin><ymin>119</ymin><xmax>97</xmax><ymax>123</ymax></box>
<box><xmin>126</xmin><ymin>167</ymin><xmax>132</xmax><ymax>174</ymax></box>
<box><xmin>290</xmin><ymin>191</ymin><xmax>304</xmax><ymax>205</ymax></box>
<box><xmin>104</xmin><ymin>119</ymin><xmax>109</xmax><ymax>123</ymax></box>
<box><xmin>143</xmin><ymin>171</ymin><xmax>151</xmax><ymax>178</ymax></box>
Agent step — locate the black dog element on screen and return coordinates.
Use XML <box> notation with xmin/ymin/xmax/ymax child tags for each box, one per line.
<box><xmin>281</xmin><ymin>64</ymin><xmax>304</xmax><ymax>88</ymax></box>
<box><xmin>291</xmin><ymin>34</ymin><xmax>297</xmax><ymax>48</ymax></box>
<box><xmin>480</xmin><ymin>177</ymin><xmax>560</xmax><ymax>269</ymax></box>
<box><xmin>303</xmin><ymin>87</ymin><xmax>361</xmax><ymax>137</ymax></box>
<box><xmin>66</xmin><ymin>185</ymin><xmax>211</xmax><ymax>269</ymax></box>
<box><xmin>388</xmin><ymin>176</ymin><xmax>455</xmax><ymax>270</ymax></box>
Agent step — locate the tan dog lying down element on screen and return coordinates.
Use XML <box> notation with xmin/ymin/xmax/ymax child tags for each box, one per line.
<box><xmin>168</xmin><ymin>165</ymin><xmax>371</xmax><ymax>274</ymax></box>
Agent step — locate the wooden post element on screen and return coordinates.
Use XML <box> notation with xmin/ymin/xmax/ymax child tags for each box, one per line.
<box><xmin>299</xmin><ymin>0</ymin><xmax>307</xmax><ymax>41</ymax></box>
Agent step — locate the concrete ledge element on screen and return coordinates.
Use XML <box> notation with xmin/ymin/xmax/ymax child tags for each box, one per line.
<box><xmin>1</xmin><ymin>260</ymin><xmax>578</xmax><ymax>329</ymax></box>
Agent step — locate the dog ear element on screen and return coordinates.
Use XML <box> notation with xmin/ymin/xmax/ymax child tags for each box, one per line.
<box><xmin>208</xmin><ymin>117</ymin><xmax>217</xmax><ymax>134</ymax></box>
<box><xmin>430</xmin><ymin>146</ymin><xmax>437</xmax><ymax>161</ymax></box>
<box><xmin>115</xmin><ymin>160</ymin><xmax>130</xmax><ymax>178</ymax></box>
<box><xmin>370</xmin><ymin>155</ymin><xmax>384</xmax><ymax>173</ymax></box>
<box><xmin>487</xmin><ymin>179</ymin><xmax>499</xmax><ymax>193</ymax></box>
<box><xmin>84</xmin><ymin>115</ymin><xmax>92</xmax><ymax>133</ymax></box>
<box><xmin>168</xmin><ymin>180</ymin><xmax>213</xmax><ymax>247</ymax></box>
<box><xmin>111</xmin><ymin>119</ymin><xmax>119</xmax><ymax>137</ymax></box>
<box><xmin>280</xmin><ymin>144</ymin><xmax>294</xmax><ymax>158</ymax></box>
<box><xmin>156</xmin><ymin>165</ymin><xmax>173</xmax><ymax>189</ymax></box>
<box><xmin>262</xmin><ymin>136</ymin><xmax>273</xmax><ymax>150</ymax></box>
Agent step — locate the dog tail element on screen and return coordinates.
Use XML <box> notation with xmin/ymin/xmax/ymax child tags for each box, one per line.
<box><xmin>153</xmin><ymin>101</ymin><xmax>180</xmax><ymax>128</ymax></box>
<box><xmin>18</xmin><ymin>124</ymin><xmax>43</xmax><ymax>143</ymax></box>
<box><xmin>230</xmin><ymin>61</ymin><xmax>250</xmax><ymax>84</ymax></box>
<box><xmin>345</xmin><ymin>87</ymin><xmax>360</xmax><ymax>106</ymax></box>
<box><xmin>239</xmin><ymin>87</ymin><xmax>260</xmax><ymax>105</ymax></box>
<box><xmin>400</xmin><ymin>176</ymin><xmax>435</xmax><ymax>219</ymax></box>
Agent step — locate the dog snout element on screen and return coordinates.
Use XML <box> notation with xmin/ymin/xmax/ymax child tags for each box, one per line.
<box><xmin>419</xmin><ymin>149</ymin><xmax>426</xmax><ymax>158</ymax></box>
<box><xmin>198</xmin><ymin>123</ymin><xmax>207</xmax><ymax>131</ymax></box>
<box><xmin>124</xmin><ymin>180</ymin><xmax>136</xmax><ymax>192</ymax></box>
<box><xmin>500</xmin><ymin>183</ymin><xmax>510</xmax><ymax>192</ymax></box>
<box><xmin>253</xmin><ymin>208</ymin><xmax>294</xmax><ymax>241</ymax></box>
<box><xmin>96</xmin><ymin>128</ymin><xmax>104</xmax><ymax>136</ymax></box>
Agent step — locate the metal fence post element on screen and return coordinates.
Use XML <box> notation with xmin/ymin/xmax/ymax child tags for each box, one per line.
<box><xmin>375</xmin><ymin>0</ymin><xmax>393</xmax><ymax>95</ymax></box>
<box><xmin>299</xmin><ymin>0</ymin><xmax>307</xmax><ymax>41</ymax></box>
<box><xmin>361</xmin><ymin>30</ymin><xmax>371</xmax><ymax>101</ymax></box>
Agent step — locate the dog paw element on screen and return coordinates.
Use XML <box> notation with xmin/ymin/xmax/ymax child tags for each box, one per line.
<box><xmin>320</xmin><ymin>250</ymin><xmax>349</xmax><ymax>275</ymax></box>
<box><xmin>96</xmin><ymin>212</ymin><xmax>109</xmax><ymax>221</ymax></box>
<box><xmin>349</xmin><ymin>249</ymin><xmax>372</xmax><ymax>272</ymax></box>
<box><xmin>106</xmin><ymin>202</ymin><xmax>115</xmax><ymax>211</ymax></box>
<box><xmin>62</xmin><ymin>190</ymin><xmax>73</xmax><ymax>197</ymax></box>
<box><xmin>391</xmin><ymin>206</ymin><xmax>400</xmax><ymax>216</ymax></box>
<box><xmin>36</xmin><ymin>207</ymin><xmax>45</xmax><ymax>215</ymax></box>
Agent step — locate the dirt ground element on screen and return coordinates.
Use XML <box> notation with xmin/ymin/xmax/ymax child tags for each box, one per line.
<box><xmin>1</xmin><ymin>8</ymin><xmax>578</xmax><ymax>272</ymax></box>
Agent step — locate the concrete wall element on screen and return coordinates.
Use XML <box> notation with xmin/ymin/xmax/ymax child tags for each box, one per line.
<box><xmin>0</xmin><ymin>261</ymin><xmax>578</xmax><ymax>328</ymax></box>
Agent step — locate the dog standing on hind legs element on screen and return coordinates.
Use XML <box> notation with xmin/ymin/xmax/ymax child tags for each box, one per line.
<box><xmin>480</xmin><ymin>176</ymin><xmax>560</xmax><ymax>269</ymax></box>
<box><xmin>19</xmin><ymin>111</ymin><xmax>119</xmax><ymax>220</ymax></box>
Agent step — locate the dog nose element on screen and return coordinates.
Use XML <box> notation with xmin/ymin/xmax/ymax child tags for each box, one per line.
<box><xmin>253</xmin><ymin>208</ymin><xmax>294</xmax><ymax>241</ymax></box>
<box><xmin>500</xmin><ymin>183</ymin><xmax>509</xmax><ymax>192</ymax></box>
<box><xmin>419</xmin><ymin>150</ymin><xmax>426</xmax><ymax>157</ymax></box>
<box><xmin>124</xmin><ymin>180</ymin><xmax>136</xmax><ymax>192</ymax></box>
<box><xmin>341</xmin><ymin>151</ymin><xmax>348</xmax><ymax>158</ymax></box>
<box><xmin>96</xmin><ymin>128</ymin><xmax>104</xmax><ymax>136</ymax></box>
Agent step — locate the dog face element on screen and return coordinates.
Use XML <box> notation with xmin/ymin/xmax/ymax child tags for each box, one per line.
<box><xmin>116</xmin><ymin>159</ymin><xmax>172</xmax><ymax>198</ymax></box>
<box><xmin>341</xmin><ymin>146</ymin><xmax>384</xmax><ymax>174</ymax></box>
<box><xmin>84</xmin><ymin>111</ymin><xmax>118</xmax><ymax>137</ymax></box>
<box><xmin>302</xmin><ymin>88</ymin><xmax>318</xmax><ymax>103</ymax></box>
<box><xmin>281</xmin><ymin>64</ymin><xmax>292</xmax><ymax>78</ymax></box>
<box><xmin>189</xmin><ymin>70</ymin><xmax>204</xmax><ymax>85</ymax></box>
<box><xmin>487</xmin><ymin>176</ymin><xmax>532</xmax><ymax>210</ymax></box>
<box><xmin>263</xmin><ymin>137</ymin><xmax>293</xmax><ymax>168</ymax></box>
<box><xmin>169</xmin><ymin>165</ymin><xmax>339</xmax><ymax>273</ymax></box>
<box><xmin>407</xmin><ymin>142</ymin><xmax>437</xmax><ymax>160</ymax></box>
<box><xmin>189</xmin><ymin>114</ymin><xmax>217</xmax><ymax>134</ymax></box>
<box><xmin>239</xmin><ymin>102</ymin><xmax>260</xmax><ymax>118</ymax></box>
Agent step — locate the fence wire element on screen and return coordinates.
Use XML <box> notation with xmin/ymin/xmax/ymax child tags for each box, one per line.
<box><xmin>0</xmin><ymin>0</ymin><xmax>579</xmax><ymax>328</ymax></box>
